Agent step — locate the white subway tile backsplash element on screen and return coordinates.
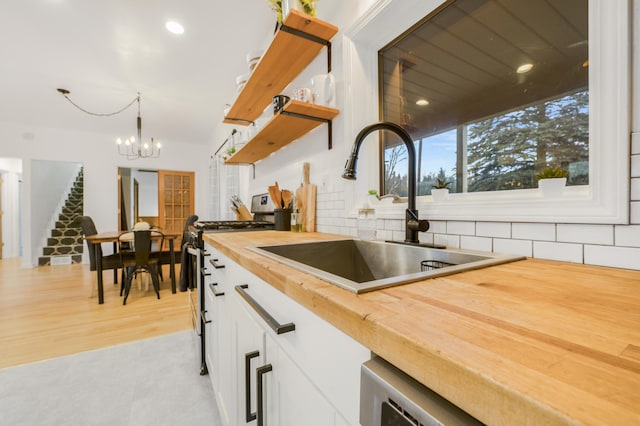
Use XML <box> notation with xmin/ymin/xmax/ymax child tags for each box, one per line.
<box><xmin>460</xmin><ymin>236</ymin><xmax>492</xmax><ymax>252</ymax></box>
<box><xmin>512</xmin><ymin>223</ymin><xmax>555</xmax><ymax>241</ymax></box>
<box><xmin>614</xmin><ymin>225</ymin><xmax>640</xmax><ymax>247</ymax></box>
<box><xmin>476</xmin><ymin>221</ymin><xmax>511</xmax><ymax>238</ymax></box>
<box><xmin>434</xmin><ymin>234</ymin><xmax>460</xmax><ymax>248</ymax></box>
<box><xmin>633</xmin><ymin>132</ymin><xmax>640</xmax><ymax>154</ymax></box>
<box><xmin>447</xmin><ymin>221</ymin><xmax>475</xmax><ymax>235</ymax></box>
<box><xmin>584</xmin><ymin>245</ymin><xmax>640</xmax><ymax>270</ymax></box>
<box><xmin>631</xmin><ymin>202</ymin><xmax>640</xmax><ymax>224</ymax></box>
<box><xmin>533</xmin><ymin>241</ymin><xmax>583</xmax><ymax>263</ymax></box>
<box><xmin>556</xmin><ymin>224</ymin><xmax>614</xmax><ymax>245</ymax></box>
<box><xmin>632</xmin><ymin>178</ymin><xmax>640</xmax><ymax>201</ymax></box>
<box><xmin>376</xmin><ymin>229</ymin><xmax>393</xmax><ymax>241</ymax></box>
<box><xmin>494</xmin><ymin>238</ymin><xmax>532</xmax><ymax>257</ymax></box>
<box><xmin>632</xmin><ymin>154</ymin><xmax>640</xmax><ymax>178</ymax></box>
<box><xmin>384</xmin><ymin>219</ymin><xmax>403</xmax><ymax>231</ymax></box>
<box><xmin>428</xmin><ymin>220</ymin><xmax>447</xmax><ymax>234</ymax></box>
<box><xmin>418</xmin><ymin>233</ymin><xmax>435</xmax><ymax>245</ymax></box>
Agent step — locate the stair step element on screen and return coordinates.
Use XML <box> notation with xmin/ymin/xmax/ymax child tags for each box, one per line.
<box><xmin>47</xmin><ymin>236</ymin><xmax>84</xmax><ymax>246</ymax></box>
<box><xmin>52</xmin><ymin>228</ymin><xmax>83</xmax><ymax>237</ymax></box>
<box><xmin>43</xmin><ymin>245</ymin><xmax>84</xmax><ymax>256</ymax></box>
<box><xmin>55</xmin><ymin>220</ymin><xmax>81</xmax><ymax>229</ymax></box>
<box><xmin>38</xmin><ymin>254</ymin><xmax>83</xmax><ymax>266</ymax></box>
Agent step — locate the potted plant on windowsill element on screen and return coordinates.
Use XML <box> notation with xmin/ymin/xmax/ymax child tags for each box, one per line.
<box><xmin>431</xmin><ymin>178</ymin><xmax>451</xmax><ymax>201</ymax></box>
<box><xmin>536</xmin><ymin>167</ymin><xmax>568</xmax><ymax>197</ymax></box>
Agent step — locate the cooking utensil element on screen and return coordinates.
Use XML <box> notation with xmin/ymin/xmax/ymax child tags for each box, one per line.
<box><xmin>300</xmin><ymin>162</ymin><xmax>316</xmax><ymax>232</ymax></box>
<box><xmin>268</xmin><ymin>183</ymin><xmax>282</xmax><ymax>208</ymax></box>
<box><xmin>281</xmin><ymin>190</ymin><xmax>293</xmax><ymax>209</ymax></box>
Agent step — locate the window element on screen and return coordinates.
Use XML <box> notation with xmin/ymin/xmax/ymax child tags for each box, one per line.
<box><xmin>379</xmin><ymin>0</ymin><xmax>589</xmax><ymax>196</ymax></box>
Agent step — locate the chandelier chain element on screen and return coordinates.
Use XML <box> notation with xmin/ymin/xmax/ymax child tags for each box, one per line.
<box><xmin>60</xmin><ymin>91</ymin><xmax>140</xmax><ymax>117</ymax></box>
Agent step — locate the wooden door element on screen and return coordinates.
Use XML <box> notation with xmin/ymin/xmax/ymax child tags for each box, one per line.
<box><xmin>158</xmin><ymin>170</ymin><xmax>195</xmax><ymax>234</ymax></box>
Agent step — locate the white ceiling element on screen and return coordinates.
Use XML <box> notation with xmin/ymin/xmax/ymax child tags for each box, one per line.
<box><xmin>0</xmin><ymin>0</ymin><xmax>281</xmax><ymax>145</ymax></box>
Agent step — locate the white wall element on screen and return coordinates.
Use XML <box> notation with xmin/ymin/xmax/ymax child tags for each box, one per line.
<box><xmin>210</xmin><ymin>0</ymin><xmax>640</xmax><ymax>271</ymax></box>
<box><xmin>0</xmin><ymin>158</ymin><xmax>22</xmax><ymax>258</ymax></box>
<box><xmin>0</xmin><ymin>120</ymin><xmax>210</xmax><ymax>267</ymax></box>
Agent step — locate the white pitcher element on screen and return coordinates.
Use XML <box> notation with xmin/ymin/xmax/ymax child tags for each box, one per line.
<box><xmin>311</xmin><ymin>73</ymin><xmax>336</xmax><ymax>108</ymax></box>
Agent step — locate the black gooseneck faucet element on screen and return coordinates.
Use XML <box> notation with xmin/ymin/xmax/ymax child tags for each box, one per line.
<box><xmin>342</xmin><ymin>121</ymin><xmax>430</xmax><ymax>244</ymax></box>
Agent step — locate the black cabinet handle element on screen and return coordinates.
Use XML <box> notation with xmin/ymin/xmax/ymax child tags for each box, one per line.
<box><xmin>210</xmin><ymin>258</ymin><xmax>225</xmax><ymax>269</ymax></box>
<box><xmin>202</xmin><ymin>250</ymin><xmax>211</xmax><ymax>257</ymax></box>
<box><xmin>235</xmin><ymin>285</ymin><xmax>295</xmax><ymax>335</ymax></box>
<box><xmin>244</xmin><ymin>351</ymin><xmax>260</xmax><ymax>422</ymax></box>
<box><xmin>256</xmin><ymin>364</ymin><xmax>273</xmax><ymax>426</ymax></box>
<box><xmin>201</xmin><ymin>310</ymin><xmax>212</xmax><ymax>324</ymax></box>
<box><xmin>209</xmin><ymin>283</ymin><xmax>225</xmax><ymax>297</ymax></box>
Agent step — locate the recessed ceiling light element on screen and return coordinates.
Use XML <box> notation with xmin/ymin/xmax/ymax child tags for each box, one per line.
<box><xmin>516</xmin><ymin>63</ymin><xmax>533</xmax><ymax>74</ymax></box>
<box><xmin>165</xmin><ymin>21</ymin><xmax>184</xmax><ymax>35</ymax></box>
<box><xmin>416</xmin><ymin>99</ymin><xmax>429</xmax><ymax>106</ymax></box>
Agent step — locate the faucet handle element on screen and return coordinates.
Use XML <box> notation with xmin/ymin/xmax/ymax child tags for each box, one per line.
<box><xmin>407</xmin><ymin>219</ymin><xmax>430</xmax><ymax>232</ymax></box>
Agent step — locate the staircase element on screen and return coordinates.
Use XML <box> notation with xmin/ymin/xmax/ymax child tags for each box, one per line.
<box><xmin>38</xmin><ymin>169</ymin><xmax>84</xmax><ymax>266</ymax></box>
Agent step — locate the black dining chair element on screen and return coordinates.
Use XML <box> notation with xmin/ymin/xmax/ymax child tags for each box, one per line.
<box><xmin>75</xmin><ymin>216</ymin><xmax>123</xmax><ymax>297</ymax></box>
<box><xmin>119</xmin><ymin>230</ymin><xmax>161</xmax><ymax>305</ymax></box>
<box><xmin>154</xmin><ymin>215</ymin><xmax>198</xmax><ymax>284</ymax></box>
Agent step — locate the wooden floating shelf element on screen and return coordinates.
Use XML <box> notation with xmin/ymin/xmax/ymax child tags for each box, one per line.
<box><xmin>225</xmin><ymin>101</ymin><xmax>339</xmax><ymax>164</ymax></box>
<box><xmin>223</xmin><ymin>10</ymin><xmax>338</xmax><ymax>126</ymax></box>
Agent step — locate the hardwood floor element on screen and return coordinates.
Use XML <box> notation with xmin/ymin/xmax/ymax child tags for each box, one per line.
<box><xmin>0</xmin><ymin>258</ymin><xmax>192</xmax><ymax>369</ymax></box>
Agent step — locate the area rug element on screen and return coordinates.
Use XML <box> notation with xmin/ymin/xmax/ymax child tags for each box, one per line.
<box><xmin>0</xmin><ymin>331</ymin><xmax>221</xmax><ymax>426</ymax></box>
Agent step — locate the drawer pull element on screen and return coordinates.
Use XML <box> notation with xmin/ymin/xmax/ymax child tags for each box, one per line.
<box><xmin>244</xmin><ymin>350</ymin><xmax>260</xmax><ymax>422</ymax></box>
<box><xmin>210</xmin><ymin>258</ymin><xmax>225</xmax><ymax>269</ymax></box>
<box><xmin>209</xmin><ymin>283</ymin><xmax>225</xmax><ymax>297</ymax></box>
<box><xmin>256</xmin><ymin>364</ymin><xmax>273</xmax><ymax>426</ymax></box>
<box><xmin>235</xmin><ymin>284</ymin><xmax>295</xmax><ymax>335</ymax></box>
<box><xmin>201</xmin><ymin>310</ymin><xmax>212</xmax><ymax>324</ymax></box>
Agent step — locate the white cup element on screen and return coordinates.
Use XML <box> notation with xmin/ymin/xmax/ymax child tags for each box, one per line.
<box><xmin>311</xmin><ymin>73</ymin><xmax>336</xmax><ymax>107</ymax></box>
<box><xmin>293</xmin><ymin>87</ymin><xmax>313</xmax><ymax>103</ymax></box>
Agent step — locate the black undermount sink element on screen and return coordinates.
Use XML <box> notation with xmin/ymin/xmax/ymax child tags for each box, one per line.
<box><xmin>251</xmin><ymin>239</ymin><xmax>525</xmax><ymax>293</ymax></box>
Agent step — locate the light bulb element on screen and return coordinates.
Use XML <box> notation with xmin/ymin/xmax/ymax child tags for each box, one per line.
<box><xmin>116</xmin><ymin>138</ymin><xmax>122</xmax><ymax>145</ymax></box>
<box><xmin>516</xmin><ymin>63</ymin><xmax>534</xmax><ymax>74</ymax></box>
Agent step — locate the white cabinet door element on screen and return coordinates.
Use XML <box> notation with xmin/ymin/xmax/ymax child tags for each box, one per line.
<box><xmin>263</xmin><ymin>333</ymin><xmax>335</xmax><ymax>426</ymax></box>
<box><xmin>234</xmin><ymin>294</ymin><xmax>266</xmax><ymax>426</ymax></box>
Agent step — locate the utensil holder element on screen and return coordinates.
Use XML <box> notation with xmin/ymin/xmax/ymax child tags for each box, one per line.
<box><xmin>274</xmin><ymin>208</ymin><xmax>292</xmax><ymax>231</ymax></box>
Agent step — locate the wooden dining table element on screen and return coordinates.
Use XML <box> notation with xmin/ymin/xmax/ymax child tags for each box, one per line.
<box><xmin>84</xmin><ymin>230</ymin><xmax>181</xmax><ymax>304</ymax></box>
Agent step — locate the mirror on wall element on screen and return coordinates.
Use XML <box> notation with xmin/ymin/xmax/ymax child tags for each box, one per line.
<box><xmin>119</xmin><ymin>168</ymin><xmax>158</xmax><ymax>230</ymax></box>
<box><xmin>118</xmin><ymin>168</ymin><xmax>195</xmax><ymax>233</ymax></box>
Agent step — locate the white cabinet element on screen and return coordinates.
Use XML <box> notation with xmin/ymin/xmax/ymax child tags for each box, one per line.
<box><xmin>204</xmin><ymin>241</ymin><xmax>370</xmax><ymax>426</ymax></box>
<box><xmin>204</xmin><ymin>244</ymin><xmax>237</xmax><ymax>426</ymax></box>
<box><xmin>264</xmin><ymin>332</ymin><xmax>335</xmax><ymax>426</ymax></box>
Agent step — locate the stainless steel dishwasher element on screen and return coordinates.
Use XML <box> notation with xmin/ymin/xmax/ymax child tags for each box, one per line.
<box><xmin>360</xmin><ymin>357</ymin><xmax>483</xmax><ymax>425</ymax></box>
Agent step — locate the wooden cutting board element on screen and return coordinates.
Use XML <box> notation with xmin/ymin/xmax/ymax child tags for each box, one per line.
<box><xmin>301</xmin><ymin>162</ymin><xmax>316</xmax><ymax>232</ymax></box>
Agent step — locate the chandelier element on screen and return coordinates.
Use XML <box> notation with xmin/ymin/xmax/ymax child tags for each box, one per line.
<box><xmin>57</xmin><ymin>89</ymin><xmax>162</xmax><ymax>160</ymax></box>
<box><xmin>116</xmin><ymin>95</ymin><xmax>161</xmax><ymax>159</ymax></box>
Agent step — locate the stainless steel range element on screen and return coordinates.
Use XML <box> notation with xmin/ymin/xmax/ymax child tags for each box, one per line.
<box><xmin>187</xmin><ymin>193</ymin><xmax>275</xmax><ymax>375</ymax></box>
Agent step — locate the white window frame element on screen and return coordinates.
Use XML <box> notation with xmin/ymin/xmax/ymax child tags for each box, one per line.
<box><xmin>342</xmin><ymin>0</ymin><xmax>630</xmax><ymax>224</ymax></box>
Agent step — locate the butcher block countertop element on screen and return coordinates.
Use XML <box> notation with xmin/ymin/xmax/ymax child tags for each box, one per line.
<box><xmin>203</xmin><ymin>231</ymin><xmax>640</xmax><ymax>426</ymax></box>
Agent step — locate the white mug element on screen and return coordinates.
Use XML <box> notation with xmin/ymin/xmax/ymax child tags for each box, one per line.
<box><xmin>311</xmin><ymin>73</ymin><xmax>336</xmax><ymax>107</ymax></box>
<box><xmin>294</xmin><ymin>87</ymin><xmax>313</xmax><ymax>103</ymax></box>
